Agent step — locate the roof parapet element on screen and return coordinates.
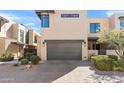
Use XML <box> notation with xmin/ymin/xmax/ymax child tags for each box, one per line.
<box><xmin>0</xmin><ymin>16</ymin><xmax>9</xmax><ymax>23</ymax></box>
<box><xmin>35</xmin><ymin>10</ymin><xmax>55</xmax><ymax>19</ymax></box>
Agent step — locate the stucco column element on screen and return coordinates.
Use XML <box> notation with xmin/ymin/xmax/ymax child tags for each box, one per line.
<box><xmin>82</xmin><ymin>39</ymin><xmax>88</xmax><ymax>61</ymax></box>
<box><xmin>41</xmin><ymin>41</ymin><xmax>47</xmax><ymax>60</ymax></box>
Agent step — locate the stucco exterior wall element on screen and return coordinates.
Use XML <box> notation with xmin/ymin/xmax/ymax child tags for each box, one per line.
<box><xmin>0</xmin><ymin>22</ymin><xmax>13</xmax><ymax>37</ymax></box>
<box><xmin>109</xmin><ymin>13</ymin><xmax>124</xmax><ymax>30</ymax></box>
<box><xmin>0</xmin><ymin>37</ymin><xmax>5</xmax><ymax>55</ymax></box>
<box><xmin>28</xmin><ymin>29</ymin><xmax>40</xmax><ymax>46</ymax></box>
<box><xmin>42</xmin><ymin>10</ymin><xmax>88</xmax><ymax>40</ymax></box>
<box><xmin>37</xmin><ymin>36</ymin><xmax>47</xmax><ymax>60</ymax></box>
<box><xmin>5</xmin><ymin>43</ymin><xmax>20</xmax><ymax>58</ymax></box>
<box><xmin>87</xmin><ymin>18</ymin><xmax>109</xmax><ymax>37</ymax></box>
<box><xmin>11</xmin><ymin>24</ymin><xmax>18</xmax><ymax>40</ymax></box>
<box><xmin>12</xmin><ymin>24</ymin><xmax>28</xmax><ymax>43</ymax></box>
<box><xmin>88</xmin><ymin>50</ymin><xmax>98</xmax><ymax>55</ymax></box>
<box><xmin>28</xmin><ymin>29</ymin><xmax>34</xmax><ymax>45</ymax></box>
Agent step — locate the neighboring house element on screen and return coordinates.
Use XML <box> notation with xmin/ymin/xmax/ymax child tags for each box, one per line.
<box><xmin>35</xmin><ymin>10</ymin><xmax>124</xmax><ymax>60</ymax></box>
<box><xmin>0</xmin><ymin>16</ymin><xmax>40</xmax><ymax>59</ymax></box>
<box><xmin>9</xmin><ymin>24</ymin><xmax>28</xmax><ymax>58</ymax></box>
<box><xmin>0</xmin><ymin>16</ymin><xmax>28</xmax><ymax>58</ymax></box>
<box><xmin>26</xmin><ymin>29</ymin><xmax>40</xmax><ymax>49</ymax></box>
<box><xmin>25</xmin><ymin>29</ymin><xmax>41</xmax><ymax>55</ymax></box>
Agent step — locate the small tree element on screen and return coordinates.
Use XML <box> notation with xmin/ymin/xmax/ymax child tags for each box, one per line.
<box><xmin>98</xmin><ymin>30</ymin><xmax>124</xmax><ymax>60</ymax></box>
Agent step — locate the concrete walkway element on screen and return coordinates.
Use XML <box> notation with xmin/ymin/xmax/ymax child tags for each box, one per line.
<box><xmin>53</xmin><ymin>66</ymin><xmax>124</xmax><ymax>83</ymax></box>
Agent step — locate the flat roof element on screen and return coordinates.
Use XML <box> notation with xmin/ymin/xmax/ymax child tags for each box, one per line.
<box><xmin>35</xmin><ymin>10</ymin><xmax>55</xmax><ymax>19</ymax></box>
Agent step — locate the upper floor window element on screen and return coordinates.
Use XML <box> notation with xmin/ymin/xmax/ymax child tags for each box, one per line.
<box><xmin>61</xmin><ymin>14</ymin><xmax>79</xmax><ymax>18</ymax></box>
<box><xmin>20</xmin><ymin>30</ymin><xmax>24</xmax><ymax>43</ymax></box>
<box><xmin>90</xmin><ymin>23</ymin><xmax>100</xmax><ymax>33</ymax></box>
<box><xmin>34</xmin><ymin>35</ymin><xmax>37</xmax><ymax>43</ymax></box>
<box><xmin>120</xmin><ymin>18</ymin><xmax>124</xmax><ymax>30</ymax></box>
<box><xmin>41</xmin><ymin>15</ymin><xmax>49</xmax><ymax>28</ymax></box>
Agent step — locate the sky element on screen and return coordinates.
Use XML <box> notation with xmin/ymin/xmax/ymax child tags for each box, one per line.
<box><xmin>0</xmin><ymin>10</ymin><xmax>124</xmax><ymax>33</ymax></box>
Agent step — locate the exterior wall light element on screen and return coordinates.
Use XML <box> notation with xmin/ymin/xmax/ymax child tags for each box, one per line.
<box><xmin>42</xmin><ymin>41</ymin><xmax>46</xmax><ymax>45</ymax></box>
<box><xmin>82</xmin><ymin>40</ymin><xmax>86</xmax><ymax>47</ymax></box>
<box><xmin>42</xmin><ymin>41</ymin><xmax>46</xmax><ymax>47</ymax></box>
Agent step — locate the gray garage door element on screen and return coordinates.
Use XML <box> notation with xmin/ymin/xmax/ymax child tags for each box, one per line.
<box><xmin>47</xmin><ymin>40</ymin><xmax>82</xmax><ymax>60</ymax></box>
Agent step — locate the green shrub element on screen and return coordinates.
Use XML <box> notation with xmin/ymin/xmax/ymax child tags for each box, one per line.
<box><xmin>20</xmin><ymin>58</ymin><xmax>29</xmax><ymax>65</ymax></box>
<box><xmin>0</xmin><ymin>52</ymin><xmax>14</xmax><ymax>62</ymax></box>
<box><xmin>88</xmin><ymin>53</ymin><xmax>96</xmax><ymax>60</ymax></box>
<box><xmin>111</xmin><ymin>60</ymin><xmax>120</xmax><ymax>67</ymax></box>
<box><xmin>108</xmin><ymin>55</ymin><xmax>118</xmax><ymax>61</ymax></box>
<box><xmin>117</xmin><ymin>60</ymin><xmax>124</xmax><ymax>69</ymax></box>
<box><xmin>24</xmin><ymin>52</ymin><xmax>34</xmax><ymax>61</ymax></box>
<box><xmin>30</xmin><ymin>55</ymin><xmax>41</xmax><ymax>65</ymax></box>
<box><xmin>91</xmin><ymin>55</ymin><xmax>124</xmax><ymax>71</ymax></box>
<box><xmin>24</xmin><ymin>48</ymin><xmax>36</xmax><ymax>55</ymax></box>
<box><xmin>91</xmin><ymin>55</ymin><xmax>114</xmax><ymax>71</ymax></box>
<box><xmin>18</xmin><ymin>56</ymin><xmax>24</xmax><ymax>61</ymax></box>
<box><xmin>112</xmin><ymin>60</ymin><xmax>124</xmax><ymax>71</ymax></box>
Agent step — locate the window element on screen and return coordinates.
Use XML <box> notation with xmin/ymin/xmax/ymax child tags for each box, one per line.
<box><xmin>34</xmin><ymin>35</ymin><xmax>37</xmax><ymax>43</ymax></box>
<box><xmin>90</xmin><ymin>23</ymin><xmax>100</xmax><ymax>33</ymax></box>
<box><xmin>61</xmin><ymin>14</ymin><xmax>79</xmax><ymax>18</ymax></box>
<box><xmin>20</xmin><ymin>30</ymin><xmax>24</xmax><ymax>43</ymax></box>
<box><xmin>41</xmin><ymin>15</ymin><xmax>49</xmax><ymax>28</ymax></box>
<box><xmin>120</xmin><ymin>18</ymin><xmax>124</xmax><ymax>30</ymax></box>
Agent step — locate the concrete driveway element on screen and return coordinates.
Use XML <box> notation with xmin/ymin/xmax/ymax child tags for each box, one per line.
<box><xmin>0</xmin><ymin>60</ymin><xmax>124</xmax><ymax>83</ymax></box>
<box><xmin>0</xmin><ymin>60</ymin><xmax>90</xmax><ymax>83</ymax></box>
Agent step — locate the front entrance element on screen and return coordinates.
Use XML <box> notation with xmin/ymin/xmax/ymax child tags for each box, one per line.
<box><xmin>88</xmin><ymin>39</ymin><xmax>106</xmax><ymax>55</ymax></box>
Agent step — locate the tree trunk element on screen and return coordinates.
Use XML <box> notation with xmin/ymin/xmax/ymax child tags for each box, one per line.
<box><xmin>115</xmin><ymin>50</ymin><xmax>124</xmax><ymax>61</ymax></box>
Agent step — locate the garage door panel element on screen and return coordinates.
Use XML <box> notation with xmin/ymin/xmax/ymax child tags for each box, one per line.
<box><xmin>47</xmin><ymin>40</ymin><xmax>82</xmax><ymax>60</ymax></box>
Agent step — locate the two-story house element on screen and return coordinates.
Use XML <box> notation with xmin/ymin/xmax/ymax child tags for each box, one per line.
<box><xmin>0</xmin><ymin>17</ymin><xmax>28</xmax><ymax>58</ymax></box>
<box><xmin>36</xmin><ymin>10</ymin><xmax>124</xmax><ymax>61</ymax></box>
<box><xmin>0</xmin><ymin>16</ymin><xmax>40</xmax><ymax>58</ymax></box>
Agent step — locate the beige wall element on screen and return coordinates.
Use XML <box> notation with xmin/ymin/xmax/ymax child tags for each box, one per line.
<box><xmin>11</xmin><ymin>24</ymin><xmax>28</xmax><ymax>43</ymax></box>
<box><xmin>0</xmin><ymin>22</ymin><xmax>13</xmax><ymax>37</ymax></box>
<box><xmin>0</xmin><ymin>37</ymin><xmax>5</xmax><ymax>55</ymax></box>
<box><xmin>87</xmin><ymin>18</ymin><xmax>109</xmax><ymax>37</ymax></box>
<box><xmin>42</xmin><ymin>10</ymin><xmax>88</xmax><ymax>40</ymax></box>
<box><xmin>28</xmin><ymin>29</ymin><xmax>34</xmax><ymax>45</ymax></box>
<box><xmin>88</xmin><ymin>50</ymin><xmax>98</xmax><ymax>55</ymax></box>
<box><xmin>5</xmin><ymin>43</ymin><xmax>20</xmax><ymax>58</ymax></box>
<box><xmin>11</xmin><ymin>24</ymin><xmax>18</xmax><ymax>40</ymax></box>
<box><xmin>28</xmin><ymin>29</ymin><xmax>40</xmax><ymax>46</ymax></box>
<box><xmin>109</xmin><ymin>13</ymin><xmax>124</xmax><ymax>30</ymax></box>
